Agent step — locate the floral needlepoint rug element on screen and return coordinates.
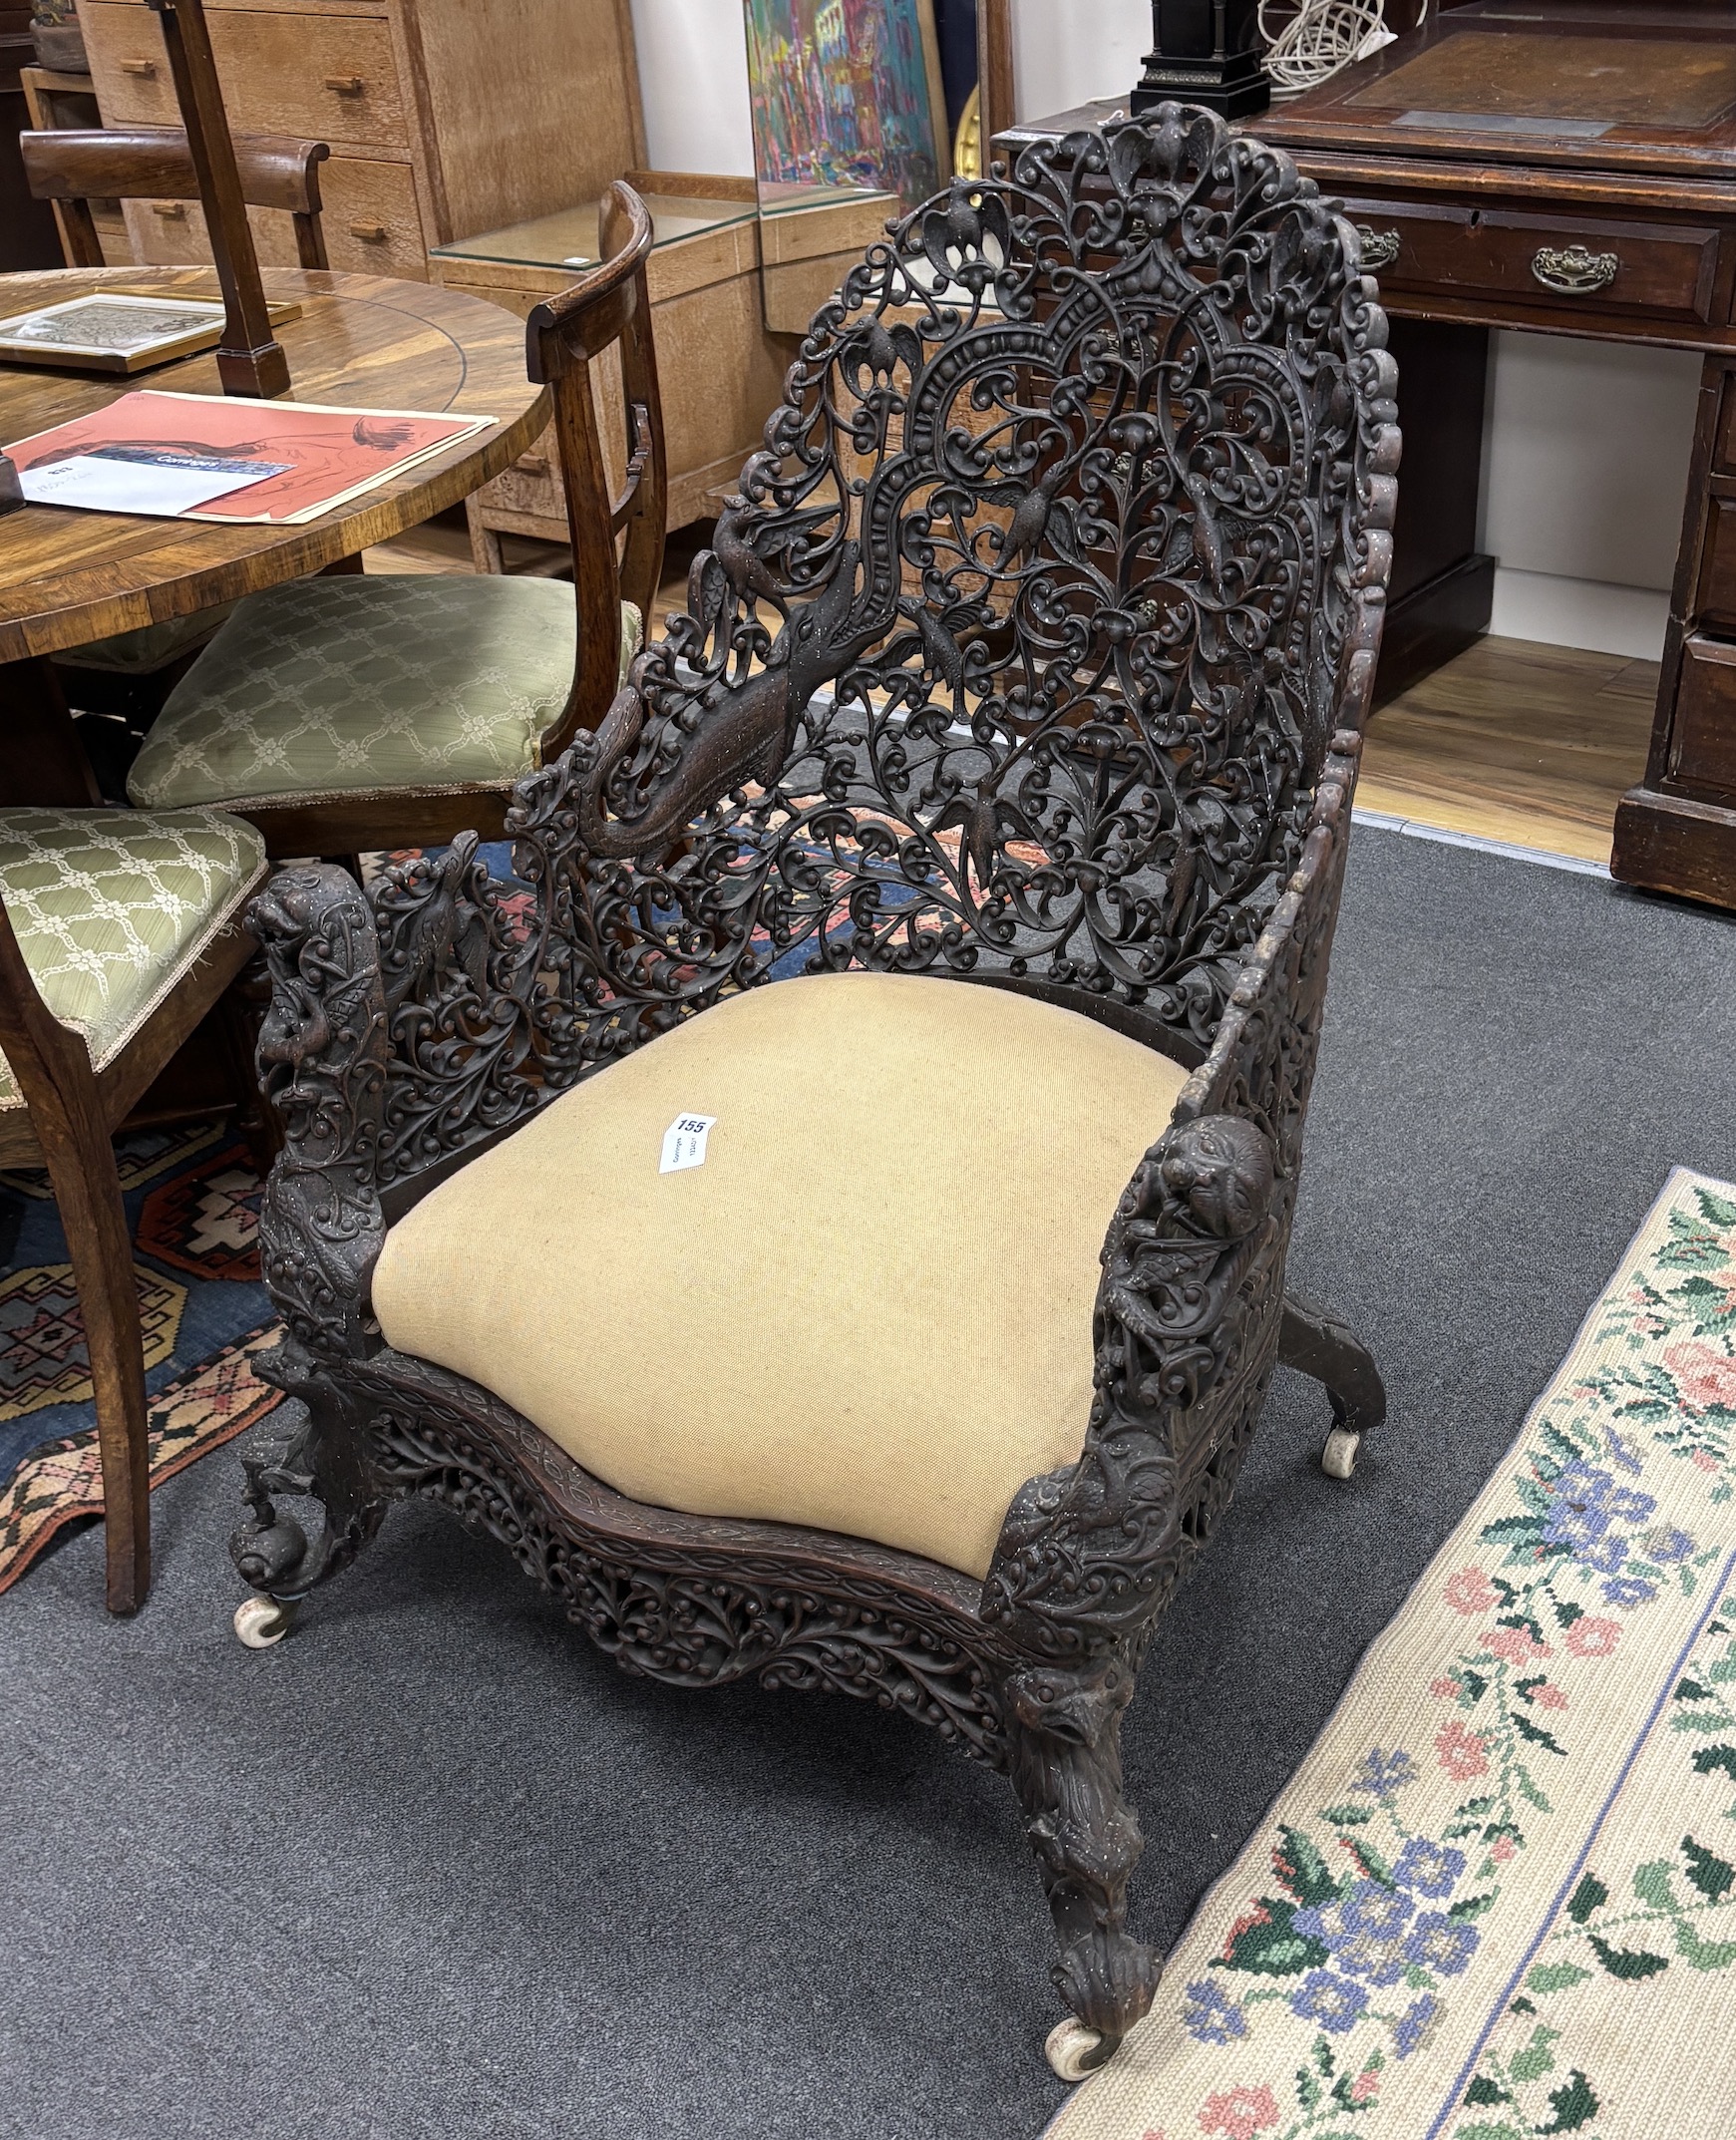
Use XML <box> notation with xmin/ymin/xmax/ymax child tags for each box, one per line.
<box><xmin>1050</xmin><ymin>1168</ymin><xmax>1736</xmax><ymax>2140</ymax></box>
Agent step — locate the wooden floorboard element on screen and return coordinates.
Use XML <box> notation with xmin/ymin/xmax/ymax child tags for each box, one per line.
<box><xmin>1360</xmin><ymin>635</ymin><xmax>1656</xmax><ymax>866</ymax></box>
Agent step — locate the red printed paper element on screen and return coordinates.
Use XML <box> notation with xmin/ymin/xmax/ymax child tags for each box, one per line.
<box><xmin>3</xmin><ymin>389</ymin><xmax>495</xmax><ymax>524</ymax></box>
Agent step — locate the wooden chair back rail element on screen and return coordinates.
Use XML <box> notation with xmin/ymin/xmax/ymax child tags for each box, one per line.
<box><xmin>146</xmin><ymin>0</ymin><xmax>291</xmax><ymax>396</ymax></box>
<box><xmin>526</xmin><ymin>180</ymin><xmax>667</xmax><ymax>754</ymax></box>
<box><xmin>21</xmin><ymin>128</ymin><xmax>331</xmax><ymax>271</ymax></box>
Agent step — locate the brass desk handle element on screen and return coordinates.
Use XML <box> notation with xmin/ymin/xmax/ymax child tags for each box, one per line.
<box><xmin>1532</xmin><ymin>244</ymin><xmax>1619</xmax><ymax>295</ymax></box>
<box><xmin>348</xmin><ymin>220</ymin><xmax>388</xmax><ymax>242</ymax></box>
<box><xmin>119</xmin><ymin>56</ymin><xmax>158</xmax><ymax>76</ymax></box>
<box><xmin>151</xmin><ymin>201</ymin><xmax>187</xmax><ymax>220</ymax></box>
<box><xmin>514</xmin><ymin>452</ymin><xmax>550</xmax><ymax>476</ymax></box>
<box><xmin>1354</xmin><ymin>224</ymin><xmax>1401</xmax><ymax>271</ymax></box>
<box><xmin>324</xmin><ymin>74</ymin><xmax>365</xmax><ymax>94</ymax></box>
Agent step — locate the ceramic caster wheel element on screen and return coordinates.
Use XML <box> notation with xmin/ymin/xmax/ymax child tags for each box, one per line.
<box><xmin>1321</xmin><ymin>1426</ymin><xmax>1360</xmax><ymax>1480</ymax></box>
<box><xmin>1045</xmin><ymin>2016</ymin><xmax>1106</xmax><ymax>2081</ymax></box>
<box><xmin>233</xmin><ymin>1596</ymin><xmax>294</xmax><ymax>1649</ymax></box>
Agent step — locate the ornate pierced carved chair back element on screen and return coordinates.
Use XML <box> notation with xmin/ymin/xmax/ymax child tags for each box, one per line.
<box><xmin>348</xmin><ymin>115</ymin><xmax>1394</xmax><ymax>1199</ymax></box>
<box><xmin>526</xmin><ymin>179</ymin><xmax>669</xmax><ymax>757</ymax></box>
<box><xmin>558</xmin><ymin>116</ymin><xmax>1395</xmax><ymax>1049</ymax></box>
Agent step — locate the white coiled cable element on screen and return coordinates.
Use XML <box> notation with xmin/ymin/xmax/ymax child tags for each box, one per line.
<box><xmin>1257</xmin><ymin>0</ymin><xmax>1428</xmax><ymax>96</ymax></box>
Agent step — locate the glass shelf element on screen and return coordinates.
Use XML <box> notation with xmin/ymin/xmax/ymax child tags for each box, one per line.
<box><xmin>431</xmin><ymin>192</ymin><xmax>759</xmax><ymax>273</ymax></box>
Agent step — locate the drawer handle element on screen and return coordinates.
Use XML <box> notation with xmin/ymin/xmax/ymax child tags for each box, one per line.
<box><xmin>1354</xmin><ymin>224</ymin><xmax>1401</xmax><ymax>271</ymax></box>
<box><xmin>1532</xmin><ymin>244</ymin><xmax>1619</xmax><ymax>295</ymax></box>
<box><xmin>324</xmin><ymin>74</ymin><xmax>366</xmax><ymax>94</ymax></box>
<box><xmin>119</xmin><ymin>56</ymin><xmax>158</xmax><ymax>76</ymax></box>
<box><xmin>348</xmin><ymin>221</ymin><xmax>389</xmax><ymax>242</ymax></box>
<box><xmin>514</xmin><ymin>453</ymin><xmax>550</xmax><ymax>477</ymax></box>
<box><xmin>151</xmin><ymin>201</ymin><xmax>187</xmax><ymax>220</ymax></box>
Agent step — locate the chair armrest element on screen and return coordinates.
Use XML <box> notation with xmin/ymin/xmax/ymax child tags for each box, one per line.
<box><xmin>980</xmin><ymin>661</ymin><xmax>1380</xmax><ymax>1659</ymax></box>
<box><xmin>249</xmin><ymin>863</ymin><xmax>389</xmax><ymax>1359</ymax></box>
<box><xmin>982</xmin><ymin>1109</ymin><xmax>1279</xmax><ymax>1653</ymax></box>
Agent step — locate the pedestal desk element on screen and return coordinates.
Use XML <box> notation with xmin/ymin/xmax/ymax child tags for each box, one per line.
<box><xmin>1014</xmin><ymin>1</ymin><xmax>1736</xmax><ymax>908</ymax></box>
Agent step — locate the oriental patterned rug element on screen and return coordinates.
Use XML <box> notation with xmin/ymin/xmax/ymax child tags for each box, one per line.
<box><xmin>1050</xmin><ymin>1167</ymin><xmax>1736</xmax><ymax>2140</ymax></box>
<box><xmin>0</xmin><ymin>1123</ymin><xmax>278</xmax><ymax>1595</ymax></box>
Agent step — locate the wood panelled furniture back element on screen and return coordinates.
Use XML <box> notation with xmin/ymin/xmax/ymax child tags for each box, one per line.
<box><xmin>435</xmin><ymin>175</ymin><xmax>802</xmax><ymax>546</ymax></box>
<box><xmin>76</xmin><ymin>0</ymin><xmax>645</xmax><ymax>282</ymax></box>
<box><xmin>1243</xmin><ymin>0</ymin><xmax>1736</xmax><ymax>909</ymax></box>
<box><xmin>2</xmin><ymin>8</ymin><xmax>65</xmax><ymax>269</ymax></box>
<box><xmin>0</xmin><ymin>265</ymin><xmax>546</xmax><ymax>664</ymax></box>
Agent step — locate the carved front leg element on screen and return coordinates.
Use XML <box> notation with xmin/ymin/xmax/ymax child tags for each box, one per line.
<box><xmin>1001</xmin><ymin>1651</ymin><xmax>1163</xmax><ymax>2073</ymax></box>
<box><xmin>229</xmin><ymin>1343</ymin><xmax>400</xmax><ymax>1641</ymax></box>
<box><xmin>1279</xmin><ymin>1288</ymin><xmax>1386</xmax><ymax>1480</ymax></box>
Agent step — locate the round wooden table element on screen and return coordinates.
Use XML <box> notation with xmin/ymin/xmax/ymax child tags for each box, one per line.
<box><xmin>0</xmin><ymin>264</ymin><xmax>549</xmax><ymax>802</ymax></box>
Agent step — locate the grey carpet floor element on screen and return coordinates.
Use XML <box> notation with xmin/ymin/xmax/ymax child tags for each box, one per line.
<box><xmin>4</xmin><ymin>823</ymin><xmax>1734</xmax><ymax>2140</ymax></box>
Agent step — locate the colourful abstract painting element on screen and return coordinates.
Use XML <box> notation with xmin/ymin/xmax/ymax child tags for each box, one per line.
<box><xmin>744</xmin><ymin>0</ymin><xmax>943</xmax><ymax>207</ymax></box>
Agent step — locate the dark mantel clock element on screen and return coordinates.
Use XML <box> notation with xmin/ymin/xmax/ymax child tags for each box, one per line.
<box><xmin>1132</xmin><ymin>0</ymin><xmax>1271</xmax><ymax>120</ymax></box>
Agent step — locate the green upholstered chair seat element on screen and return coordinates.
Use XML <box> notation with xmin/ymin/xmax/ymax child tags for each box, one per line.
<box><xmin>54</xmin><ymin>605</ymin><xmax>237</xmax><ymax>677</ymax></box>
<box><xmin>126</xmin><ymin>574</ymin><xmax>644</xmax><ymax>810</ymax></box>
<box><xmin>0</xmin><ymin>807</ymin><xmax>266</xmax><ymax>1109</ymax></box>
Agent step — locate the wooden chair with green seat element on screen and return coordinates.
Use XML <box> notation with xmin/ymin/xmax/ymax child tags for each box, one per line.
<box><xmin>124</xmin><ymin>181</ymin><xmax>666</xmax><ymax>860</ymax></box>
<box><xmin>19</xmin><ymin>126</ymin><xmax>336</xmax><ymax>742</ymax></box>
<box><xmin>0</xmin><ymin>806</ymin><xmax>268</xmax><ymax>1612</ymax></box>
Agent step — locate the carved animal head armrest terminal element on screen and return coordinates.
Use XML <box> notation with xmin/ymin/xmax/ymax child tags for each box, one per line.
<box><xmin>981</xmin><ymin>1110</ymin><xmax>1279</xmax><ymax>1658</ymax></box>
<box><xmin>249</xmin><ymin>864</ymin><xmax>388</xmax><ymax>1175</ymax></box>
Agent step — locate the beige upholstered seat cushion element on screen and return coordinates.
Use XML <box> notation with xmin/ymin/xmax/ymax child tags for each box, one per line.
<box><xmin>372</xmin><ymin>972</ymin><xmax>1192</xmax><ymax>1580</ymax></box>
<box><xmin>126</xmin><ymin>574</ymin><xmax>644</xmax><ymax>809</ymax></box>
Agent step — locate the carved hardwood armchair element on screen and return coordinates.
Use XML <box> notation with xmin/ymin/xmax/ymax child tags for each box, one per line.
<box><xmin>228</xmin><ymin>112</ymin><xmax>1398</xmax><ymax>2078</ymax></box>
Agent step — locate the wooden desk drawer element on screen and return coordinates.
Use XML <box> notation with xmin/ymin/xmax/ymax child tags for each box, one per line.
<box><xmin>119</xmin><ymin>155</ymin><xmax>424</xmax><ymax>278</ymax></box>
<box><xmin>83</xmin><ymin>2</ymin><xmax>407</xmax><ymax>149</ymax></box>
<box><xmin>1343</xmin><ymin>197</ymin><xmax>1722</xmax><ymax>324</ymax></box>
<box><xmin>1695</xmin><ymin>497</ymin><xmax>1736</xmax><ymax>630</ymax></box>
<box><xmin>320</xmin><ymin>157</ymin><xmax>426</xmax><ymax>278</ymax></box>
<box><xmin>477</xmin><ymin>422</ymin><xmax>567</xmax><ymax>525</ymax></box>
<box><xmin>1669</xmin><ymin>636</ymin><xmax>1736</xmax><ymax>798</ymax></box>
<box><xmin>121</xmin><ymin>190</ymin><xmax>305</xmax><ymax>267</ymax></box>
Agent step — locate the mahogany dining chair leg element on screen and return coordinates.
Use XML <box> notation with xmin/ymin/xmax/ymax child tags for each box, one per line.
<box><xmin>0</xmin><ymin>657</ymin><xmax>103</xmax><ymax>807</ymax></box>
<box><xmin>41</xmin><ymin>1112</ymin><xmax>153</xmax><ymax>1611</ymax></box>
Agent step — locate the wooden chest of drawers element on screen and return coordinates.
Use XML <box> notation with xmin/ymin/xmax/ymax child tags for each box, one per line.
<box><xmin>432</xmin><ymin>176</ymin><xmax>802</xmax><ymax>544</ymax></box>
<box><xmin>78</xmin><ymin>0</ymin><xmax>646</xmax><ymax>281</ymax></box>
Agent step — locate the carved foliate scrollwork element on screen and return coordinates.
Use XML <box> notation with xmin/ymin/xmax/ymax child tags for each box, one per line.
<box><xmin>296</xmin><ymin>107</ymin><xmax>1399</xmax><ymax>1198</ymax></box>
<box><xmin>247</xmin><ymin>866</ymin><xmax>390</xmax><ymax>1357</ymax></box>
<box><xmin>229</xmin><ymin>1337</ymin><xmax>398</xmax><ymax>1600</ymax></box>
<box><xmin>1003</xmin><ymin>1651</ymin><xmax>1164</xmax><ymax>2049</ymax></box>
<box><xmin>251</xmin><ymin>1343</ymin><xmax>1008</xmax><ymax>1764</ymax></box>
<box><xmin>983</xmin><ymin>1110</ymin><xmax>1280</xmax><ymax>1659</ymax></box>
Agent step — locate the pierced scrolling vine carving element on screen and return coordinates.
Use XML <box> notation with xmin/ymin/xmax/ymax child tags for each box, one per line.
<box><xmin>235</xmin><ymin>1337</ymin><xmax>1008</xmax><ymax>1763</ymax></box>
<box><xmin>980</xmin><ymin>741</ymin><xmax>1366</xmax><ymax>1670</ymax></box>
<box><xmin>249</xmin><ymin>867</ymin><xmax>389</xmax><ymax>1357</ymax></box>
